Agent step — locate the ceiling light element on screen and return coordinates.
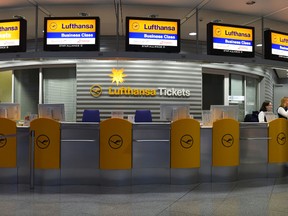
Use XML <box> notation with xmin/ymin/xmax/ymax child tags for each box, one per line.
<box><xmin>246</xmin><ymin>0</ymin><xmax>256</xmax><ymax>5</ymax></box>
<box><xmin>189</xmin><ymin>32</ymin><xmax>197</xmax><ymax>36</ymax></box>
<box><xmin>256</xmin><ymin>44</ymin><xmax>262</xmax><ymax>47</ymax></box>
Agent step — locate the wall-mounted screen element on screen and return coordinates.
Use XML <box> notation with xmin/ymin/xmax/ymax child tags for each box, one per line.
<box><xmin>38</xmin><ymin>104</ymin><xmax>65</xmax><ymax>121</ymax></box>
<box><xmin>0</xmin><ymin>103</ymin><xmax>21</xmax><ymax>121</ymax></box>
<box><xmin>44</xmin><ymin>17</ymin><xmax>100</xmax><ymax>51</ymax></box>
<box><xmin>160</xmin><ymin>103</ymin><xmax>190</xmax><ymax>121</ymax></box>
<box><xmin>0</xmin><ymin>19</ymin><xmax>26</xmax><ymax>53</ymax></box>
<box><xmin>207</xmin><ymin>22</ymin><xmax>254</xmax><ymax>58</ymax></box>
<box><xmin>126</xmin><ymin>17</ymin><xmax>180</xmax><ymax>53</ymax></box>
<box><xmin>264</xmin><ymin>30</ymin><xmax>288</xmax><ymax>62</ymax></box>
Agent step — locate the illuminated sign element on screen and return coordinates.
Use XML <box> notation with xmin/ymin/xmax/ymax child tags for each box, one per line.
<box><xmin>126</xmin><ymin>17</ymin><xmax>180</xmax><ymax>53</ymax></box>
<box><xmin>109</xmin><ymin>68</ymin><xmax>126</xmax><ymax>86</ymax></box>
<box><xmin>0</xmin><ymin>19</ymin><xmax>26</xmax><ymax>53</ymax></box>
<box><xmin>264</xmin><ymin>30</ymin><xmax>288</xmax><ymax>61</ymax></box>
<box><xmin>207</xmin><ymin>22</ymin><xmax>254</xmax><ymax>58</ymax></box>
<box><xmin>90</xmin><ymin>85</ymin><xmax>190</xmax><ymax>98</ymax></box>
<box><xmin>109</xmin><ymin>87</ymin><xmax>190</xmax><ymax>97</ymax></box>
<box><xmin>44</xmin><ymin>17</ymin><xmax>100</xmax><ymax>51</ymax></box>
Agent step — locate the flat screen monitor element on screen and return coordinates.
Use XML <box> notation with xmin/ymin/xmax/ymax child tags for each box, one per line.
<box><xmin>160</xmin><ymin>103</ymin><xmax>190</xmax><ymax>121</ymax></box>
<box><xmin>38</xmin><ymin>104</ymin><xmax>65</xmax><ymax>121</ymax></box>
<box><xmin>264</xmin><ymin>30</ymin><xmax>288</xmax><ymax>62</ymax></box>
<box><xmin>126</xmin><ymin>17</ymin><xmax>180</xmax><ymax>53</ymax></box>
<box><xmin>44</xmin><ymin>17</ymin><xmax>100</xmax><ymax>51</ymax></box>
<box><xmin>210</xmin><ymin>105</ymin><xmax>239</xmax><ymax>122</ymax></box>
<box><xmin>0</xmin><ymin>103</ymin><xmax>21</xmax><ymax>121</ymax></box>
<box><xmin>207</xmin><ymin>22</ymin><xmax>254</xmax><ymax>58</ymax></box>
<box><xmin>0</xmin><ymin>19</ymin><xmax>27</xmax><ymax>53</ymax></box>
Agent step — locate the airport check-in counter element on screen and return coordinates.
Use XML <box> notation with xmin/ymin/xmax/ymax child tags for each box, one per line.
<box><xmin>132</xmin><ymin>122</ymin><xmax>170</xmax><ymax>184</ymax></box>
<box><xmin>7</xmin><ymin>120</ymin><xmax>288</xmax><ymax>186</ymax></box>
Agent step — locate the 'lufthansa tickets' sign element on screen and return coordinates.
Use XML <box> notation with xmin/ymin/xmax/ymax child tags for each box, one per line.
<box><xmin>46</xmin><ymin>19</ymin><xmax>96</xmax><ymax>45</ymax></box>
<box><xmin>212</xmin><ymin>25</ymin><xmax>253</xmax><ymax>53</ymax></box>
<box><xmin>0</xmin><ymin>21</ymin><xmax>21</xmax><ymax>47</ymax></box>
<box><xmin>271</xmin><ymin>32</ymin><xmax>288</xmax><ymax>57</ymax></box>
<box><xmin>128</xmin><ymin>19</ymin><xmax>178</xmax><ymax>47</ymax></box>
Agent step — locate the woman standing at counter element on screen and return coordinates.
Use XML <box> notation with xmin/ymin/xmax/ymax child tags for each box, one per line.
<box><xmin>258</xmin><ymin>101</ymin><xmax>273</xmax><ymax>122</ymax></box>
<box><xmin>277</xmin><ymin>97</ymin><xmax>288</xmax><ymax>119</ymax></box>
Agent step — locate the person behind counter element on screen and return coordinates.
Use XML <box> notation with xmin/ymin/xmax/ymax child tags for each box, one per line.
<box><xmin>258</xmin><ymin>101</ymin><xmax>273</xmax><ymax>122</ymax></box>
<box><xmin>277</xmin><ymin>97</ymin><xmax>288</xmax><ymax>119</ymax></box>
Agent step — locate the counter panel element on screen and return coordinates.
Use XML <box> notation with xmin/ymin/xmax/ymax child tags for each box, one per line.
<box><xmin>239</xmin><ymin>123</ymin><xmax>268</xmax><ymax>179</ymax></box>
<box><xmin>132</xmin><ymin>123</ymin><xmax>170</xmax><ymax>184</ymax></box>
<box><xmin>61</xmin><ymin>122</ymin><xmax>100</xmax><ymax>185</ymax></box>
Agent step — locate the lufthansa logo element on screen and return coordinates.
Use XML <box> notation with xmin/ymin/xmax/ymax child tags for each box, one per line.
<box><xmin>90</xmin><ymin>84</ymin><xmax>102</xmax><ymax>98</ymax></box>
<box><xmin>215</xmin><ymin>27</ymin><xmax>221</xmax><ymax>36</ymax></box>
<box><xmin>36</xmin><ymin>134</ymin><xmax>50</xmax><ymax>149</ymax></box>
<box><xmin>221</xmin><ymin>134</ymin><xmax>234</xmax><ymax>148</ymax></box>
<box><xmin>277</xmin><ymin>132</ymin><xmax>286</xmax><ymax>145</ymax></box>
<box><xmin>180</xmin><ymin>134</ymin><xmax>193</xmax><ymax>149</ymax></box>
<box><xmin>132</xmin><ymin>22</ymin><xmax>140</xmax><ymax>30</ymax></box>
<box><xmin>0</xmin><ymin>134</ymin><xmax>7</xmax><ymax>148</ymax></box>
<box><xmin>49</xmin><ymin>22</ymin><xmax>57</xmax><ymax>30</ymax></box>
<box><xmin>108</xmin><ymin>134</ymin><xmax>123</xmax><ymax>149</ymax></box>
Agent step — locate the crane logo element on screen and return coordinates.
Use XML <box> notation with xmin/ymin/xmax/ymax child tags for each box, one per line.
<box><xmin>277</xmin><ymin>132</ymin><xmax>286</xmax><ymax>145</ymax></box>
<box><xmin>90</xmin><ymin>84</ymin><xmax>102</xmax><ymax>98</ymax></box>
<box><xmin>0</xmin><ymin>134</ymin><xmax>7</xmax><ymax>148</ymax></box>
<box><xmin>221</xmin><ymin>134</ymin><xmax>234</xmax><ymax>148</ymax></box>
<box><xmin>180</xmin><ymin>134</ymin><xmax>193</xmax><ymax>149</ymax></box>
<box><xmin>108</xmin><ymin>134</ymin><xmax>123</xmax><ymax>149</ymax></box>
<box><xmin>36</xmin><ymin>134</ymin><xmax>50</xmax><ymax>149</ymax></box>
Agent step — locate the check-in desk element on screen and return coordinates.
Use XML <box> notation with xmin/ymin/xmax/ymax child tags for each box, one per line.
<box><xmin>132</xmin><ymin>122</ymin><xmax>170</xmax><ymax>184</ymax></box>
<box><xmin>239</xmin><ymin>122</ymin><xmax>268</xmax><ymax>179</ymax></box>
<box><xmin>6</xmin><ymin>120</ymin><xmax>288</xmax><ymax>187</ymax></box>
<box><xmin>61</xmin><ymin>122</ymin><xmax>100</xmax><ymax>185</ymax></box>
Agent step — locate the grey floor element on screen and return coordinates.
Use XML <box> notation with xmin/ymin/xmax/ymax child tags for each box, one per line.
<box><xmin>1</xmin><ymin>177</ymin><xmax>288</xmax><ymax>216</ymax></box>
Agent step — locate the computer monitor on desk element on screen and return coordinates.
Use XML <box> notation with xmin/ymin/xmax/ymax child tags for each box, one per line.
<box><xmin>38</xmin><ymin>104</ymin><xmax>65</xmax><ymax>121</ymax></box>
<box><xmin>160</xmin><ymin>103</ymin><xmax>190</xmax><ymax>121</ymax></box>
<box><xmin>0</xmin><ymin>103</ymin><xmax>21</xmax><ymax>121</ymax></box>
<box><xmin>210</xmin><ymin>105</ymin><xmax>239</xmax><ymax>122</ymax></box>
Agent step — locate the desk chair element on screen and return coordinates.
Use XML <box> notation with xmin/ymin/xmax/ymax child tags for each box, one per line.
<box><xmin>82</xmin><ymin>109</ymin><xmax>100</xmax><ymax>122</ymax></box>
<box><xmin>134</xmin><ymin>110</ymin><xmax>152</xmax><ymax>122</ymax></box>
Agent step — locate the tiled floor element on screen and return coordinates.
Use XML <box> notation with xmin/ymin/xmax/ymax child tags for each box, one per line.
<box><xmin>1</xmin><ymin>177</ymin><xmax>288</xmax><ymax>216</ymax></box>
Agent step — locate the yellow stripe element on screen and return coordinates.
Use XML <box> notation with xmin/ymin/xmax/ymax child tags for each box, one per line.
<box><xmin>268</xmin><ymin>118</ymin><xmax>288</xmax><ymax>163</ymax></box>
<box><xmin>212</xmin><ymin>119</ymin><xmax>239</xmax><ymax>166</ymax></box>
<box><xmin>47</xmin><ymin>19</ymin><xmax>96</xmax><ymax>32</ymax></box>
<box><xmin>213</xmin><ymin>25</ymin><xmax>253</xmax><ymax>41</ymax></box>
<box><xmin>30</xmin><ymin>118</ymin><xmax>60</xmax><ymax>169</ymax></box>
<box><xmin>171</xmin><ymin>119</ymin><xmax>200</xmax><ymax>168</ymax></box>
<box><xmin>100</xmin><ymin>118</ymin><xmax>132</xmax><ymax>169</ymax></box>
<box><xmin>0</xmin><ymin>118</ymin><xmax>16</xmax><ymax>168</ymax></box>
<box><xmin>271</xmin><ymin>32</ymin><xmax>288</xmax><ymax>46</ymax></box>
<box><xmin>0</xmin><ymin>21</ymin><xmax>20</xmax><ymax>40</ymax></box>
<box><xmin>129</xmin><ymin>19</ymin><xmax>178</xmax><ymax>34</ymax></box>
